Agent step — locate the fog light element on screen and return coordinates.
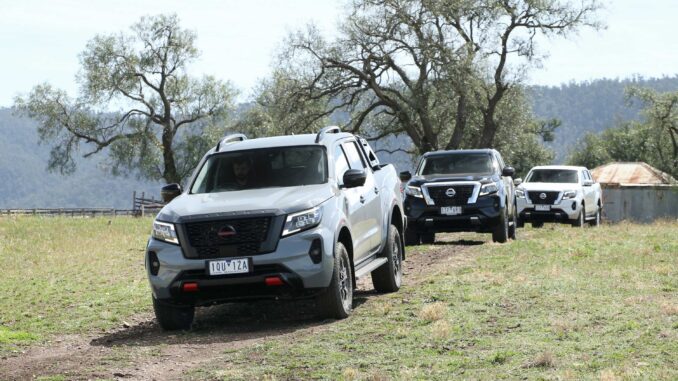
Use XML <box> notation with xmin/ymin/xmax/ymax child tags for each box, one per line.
<box><xmin>308</xmin><ymin>238</ymin><xmax>322</xmax><ymax>264</ymax></box>
<box><xmin>148</xmin><ymin>251</ymin><xmax>160</xmax><ymax>276</ymax></box>
<box><xmin>182</xmin><ymin>282</ymin><xmax>199</xmax><ymax>292</ymax></box>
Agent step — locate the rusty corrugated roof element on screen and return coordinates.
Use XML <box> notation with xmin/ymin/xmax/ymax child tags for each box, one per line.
<box><xmin>591</xmin><ymin>162</ymin><xmax>676</xmax><ymax>185</ymax></box>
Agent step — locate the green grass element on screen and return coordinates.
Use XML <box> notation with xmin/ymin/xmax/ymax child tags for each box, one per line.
<box><xmin>188</xmin><ymin>222</ymin><xmax>678</xmax><ymax>380</ymax></box>
<box><xmin>0</xmin><ymin>216</ymin><xmax>153</xmax><ymax>352</ymax></box>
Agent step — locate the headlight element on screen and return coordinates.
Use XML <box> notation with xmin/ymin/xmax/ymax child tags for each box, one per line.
<box><xmin>405</xmin><ymin>185</ymin><xmax>423</xmax><ymax>198</ymax></box>
<box><xmin>515</xmin><ymin>189</ymin><xmax>525</xmax><ymax>198</ymax></box>
<box><xmin>282</xmin><ymin>206</ymin><xmax>323</xmax><ymax>237</ymax></box>
<box><xmin>152</xmin><ymin>220</ymin><xmax>179</xmax><ymax>245</ymax></box>
<box><xmin>562</xmin><ymin>190</ymin><xmax>577</xmax><ymax>199</ymax></box>
<box><xmin>479</xmin><ymin>183</ymin><xmax>498</xmax><ymax>196</ymax></box>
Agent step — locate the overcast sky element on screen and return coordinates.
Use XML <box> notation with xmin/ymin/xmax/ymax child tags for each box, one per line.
<box><xmin>1</xmin><ymin>0</ymin><xmax>676</xmax><ymax>107</ymax></box>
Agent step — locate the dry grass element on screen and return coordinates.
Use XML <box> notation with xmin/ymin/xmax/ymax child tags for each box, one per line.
<box><xmin>430</xmin><ymin>320</ymin><xmax>451</xmax><ymax>341</ymax></box>
<box><xmin>522</xmin><ymin>351</ymin><xmax>555</xmax><ymax>369</ymax></box>
<box><xmin>599</xmin><ymin>369</ymin><xmax>618</xmax><ymax>381</ymax></box>
<box><xmin>418</xmin><ymin>302</ymin><xmax>446</xmax><ymax>322</ymax></box>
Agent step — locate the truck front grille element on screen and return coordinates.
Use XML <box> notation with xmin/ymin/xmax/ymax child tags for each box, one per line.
<box><xmin>184</xmin><ymin>217</ymin><xmax>271</xmax><ymax>258</ymax></box>
<box><xmin>427</xmin><ymin>185</ymin><xmax>475</xmax><ymax>206</ymax></box>
<box><xmin>527</xmin><ymin>191</ymin><xmax>560</xmax><ymax>205</ymax></box>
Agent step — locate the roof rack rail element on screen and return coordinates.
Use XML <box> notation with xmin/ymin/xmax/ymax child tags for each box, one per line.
<box><xmin>315</xmin><ymin>126</ymin><xmax>341</xmax><ymax>143</ymax></box>
<box><xmin>215</xmin><ymin>133</ymin><xmax>247</xmax><ymax>151</ymax></box>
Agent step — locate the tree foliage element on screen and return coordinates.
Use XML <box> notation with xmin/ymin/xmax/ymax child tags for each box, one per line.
<box><xmin>14</xmin><ymin>14</ymin><xmax>235</xmax><ymax>184</ymax></box>
<box><xmin>568</xmin><ymin>87</ymin><xmax>678</xmax><ymax>179</ymax></box>
<box><xmin>266</xmin><ymin>0</ymin><xmax>600</xmax><ymax>155</ymax></box>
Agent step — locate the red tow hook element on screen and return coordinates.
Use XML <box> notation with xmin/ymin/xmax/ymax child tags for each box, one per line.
<box><xmin>265</xmin><ymin>276</ymin><xmax>284</xmax><ymax>286</ymax></box>
<box><xmin>182</xmin><ymin>282</ymin><xmax>199</xmax><ymax>292</ymax></box>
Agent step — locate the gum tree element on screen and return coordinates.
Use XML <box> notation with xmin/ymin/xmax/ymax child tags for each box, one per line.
<box><xmin>15</xmin><ymin>14</ymin><xmax>235</xmax><ymax>184</ymax></box>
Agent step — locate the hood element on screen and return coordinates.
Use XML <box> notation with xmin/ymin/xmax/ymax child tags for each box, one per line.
<box><xmin>156</xmin><ymin>184</ymin><xmax>335</xmax><ymax>223</ymax></box>
<box><xmin>408</xmin><ymin>173</ymin><xmax>497</xmax><ymax>186</ymax></box>
<box><xmin>519</xmin><ymin>182</ymin><xmax>578</xmax><ymax>192</ymax></box>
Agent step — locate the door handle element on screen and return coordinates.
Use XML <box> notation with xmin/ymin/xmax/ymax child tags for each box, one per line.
<box><xmin>374</xmin><ymin>187</ymin><xmax>379</xmax><ymax>194</ymax></box>
<box><xmin>360</xmin><ymin>195</ymin><xmax>366</xmax><ymax>204</ymax></box>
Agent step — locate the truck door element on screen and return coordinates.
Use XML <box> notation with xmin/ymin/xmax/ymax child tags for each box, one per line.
<box><xmin>582</xmin><ymin>170</ymin><xmax>595</xmax><ymax>215</ymax></box>
<box><xmin>341</xmin><ymin>140</ymin><xmax>383</xmax><ymax>257</ymax></box>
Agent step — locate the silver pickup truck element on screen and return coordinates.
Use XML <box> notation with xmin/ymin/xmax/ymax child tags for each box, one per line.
<box><xmin>146</xmin><ymin>127</ymin><xmax>406</xmax><ymax>330</ymax></box>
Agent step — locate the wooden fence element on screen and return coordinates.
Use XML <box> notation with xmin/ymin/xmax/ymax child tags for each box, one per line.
<box><xmin>0</xmin><ymin>192</ymin><xmax>167</xmax><ymax>218</ymax></box>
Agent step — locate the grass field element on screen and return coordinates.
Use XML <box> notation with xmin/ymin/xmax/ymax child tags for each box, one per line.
<box><xmin>0</xmin><ymin>217</ymin><xmax>676</xmax><ymax>380</ymax></box>
<box><xmin>189</xmin><ymin>222</ymin><xmax>678</xmax><ymax>380</ymax></box>
<box><xmin>0</xmin><ymin>217</ymin><xmax>152</xmax><ymax>352</ymax></box>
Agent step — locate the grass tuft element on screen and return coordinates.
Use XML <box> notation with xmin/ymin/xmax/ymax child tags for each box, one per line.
<box><xmin>418</xmin><ymin>302</ymin><xmax>446</xmax><ymax>322</ymax></box>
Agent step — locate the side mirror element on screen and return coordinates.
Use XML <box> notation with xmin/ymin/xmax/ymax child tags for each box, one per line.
<box><xmin>502</xmin><ymin>166</ymin><xmax>516</xmax><ymax>177</ymax></box>
<box><xmin>583</xmin><ymin>179</ymin><xmax>594</xmax><ymax>187</ymax></box>
<box><xmin>513</xmin><ymin>178</ymin><xmax>523</xmax><ymax>186</ymax></box>
<box><xmin>399</xmin><ymin>171</ymin><xmax>412</xmax><ymax>182</ymax></box>
<box><xmin>161</xmin><ymin>183</ymin><xmax>183</xmax><ymax>203</ymax></box>
<box><xmin>343</xmin><ymin>169</ymin><xmax>367</xmax><ymax>188</ymax></box>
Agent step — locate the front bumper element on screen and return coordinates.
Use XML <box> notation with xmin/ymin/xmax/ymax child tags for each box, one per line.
<box><xmin>404</xmin><ymin>194</ymin><xmax>503</xmax><ymax>233</ymax></box>
<box><xmin>145</xmin><ymin>225</ymin><xmax>335</xmax><ymax>306</ymax></box>
<box><xmin>516</xmin><ymin>196</ymin><xmax>582</xmax><ymax>223</ymax></box>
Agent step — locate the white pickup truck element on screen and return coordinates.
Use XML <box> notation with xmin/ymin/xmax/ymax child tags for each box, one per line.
<box><xmin>515</xmin><ymin>165</ymin><xmax>602</xmax><ymax>227</ymax></box>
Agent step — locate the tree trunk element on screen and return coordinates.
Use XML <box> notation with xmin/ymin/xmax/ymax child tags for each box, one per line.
<box><xmin>447</xmin><ymin>94</ymin><xmax>468</xmax><ymax>150</ymax></box>
<box><xmin>161</xmin><ymin>125</ymin><xmax>180</xmax><ymax>184</ymax></box>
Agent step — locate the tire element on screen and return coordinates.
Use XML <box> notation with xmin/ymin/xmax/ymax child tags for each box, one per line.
<box><xmin>316</xmin><ymin>242</ymin><xmax>354</xmax><ymax>319</ymax></box>
<box><xmin>492</xmin><ymin>207</ymin><xmax>509</xmax><ymax>243</ymax></box>
<box><xmin>589</xmin><ymin>204</ymin><xmax>601</xmax><ymax>227</ymax></box>
<box><xmin>153</xmin><ymin>297</ymin><xmax>194</xmax><ymax>331</ymax></box>
<box><xmin>508</xmin><ymin>204</ymin><xmax>518</xmax><ymax>240</ymax></box>
<box><xmin>532</xmin><ymin>222</ymin><xmax>544</xmax><ymax>228</ymax></box>
<box><xmin>572</xmin><ymin>204</ymin><xmax>585</xmax><ymax>227</ymax></box>
<box><xmin>404</xmin><ymin>228</ymin><xmax>420</xmax><ymax>246</ymax></box>
<box><xmin>372</xmin><ymin>225</ymin><xmax>403</xmax><ymax>293</ymax></box>
<box><xmin>517</xmin><ymin>216</ymin><xmax>525</xmax><ymax>228</ymax></box>
<box><xmin>421</xmin><ymin>232</ymin><xmax>435</xmax><ymax>244</ymax></box>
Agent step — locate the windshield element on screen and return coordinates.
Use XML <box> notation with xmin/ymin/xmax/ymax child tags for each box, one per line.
<box><xmin>191</xmin><ymin>146</ymin><xmax>327</xmax><ymax>193</ymax></box>
<box><xmin>526</xmin><ymin>169</ymin><xmax>578</xmax><ymax>183</ymax></box>
<box><xmin>418</xmin><ymin>153</ymin><xmax>493</xmax><ymax>176</ymax></box>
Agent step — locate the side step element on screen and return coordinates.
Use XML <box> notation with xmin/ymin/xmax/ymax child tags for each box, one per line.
<box><xmin>354</xmin><ymin>257</ymin><xmax>388</xmax><ymax>279</ymax></box>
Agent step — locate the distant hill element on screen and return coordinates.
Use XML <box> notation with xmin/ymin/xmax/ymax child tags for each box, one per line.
<box><xmin>2</xmin><ymin>76</ymin><xmax>678</xmax><ymax>207</ymax></box>
<box><xmin>0</xmin><ymin>108</ymin><xmax>160</xmax><ymax>208</ymax></box>
<box><xmin>528</xmin><ymin>76</ymin><xmax>678</xmax><ymax>162</ymax></box>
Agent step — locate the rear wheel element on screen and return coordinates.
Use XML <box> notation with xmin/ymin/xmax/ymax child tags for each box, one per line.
<box><xmin>420</xmin><ymin>232</ymin><xmax>435</xmax><ymax>244</ymax></box>
<box><xmin>589</xmin><ymin>204</ymin><xmax>601</xmax><ymax>227</ymax></box>
<box><xmin>508</xmin><ymin>204</ymin><xmax>518</xmax><ymax>240</ymax></box>
<box><xmin>317</xmin><ymin>242</ymin><xmax>353</xmax><ymax>319</ymax></box>
<box><xmin>153</xmin><ymin>297</ymin><xmax>194</xmax><ymax>331</ymax></box>
<box><xmin>492</xmin><ymin>207</ymin><xmax>509</xmax><ymax>243</ymax></box>
<box><xmin>404</xmin><ymin>228</ymin><xmax>420</xmax><ymax>246</ymax></box>
<box><xmin>372</xmin><ymin>225</ymin><xmax>403</xmax><ymax>293</ymax></box>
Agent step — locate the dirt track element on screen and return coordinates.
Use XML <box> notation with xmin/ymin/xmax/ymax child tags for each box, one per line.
<box><xmin>0</xmin><ymin>235</ymin><xmax>483</xmax><ymax>380</ymax></box>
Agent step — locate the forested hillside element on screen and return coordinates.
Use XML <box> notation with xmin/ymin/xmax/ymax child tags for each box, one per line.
<box><xmin>0</xmin><ymin>108</ymin><xmax>160</xmax><ymax>208</ymax></box>
<box><xmin>2</xmin><ymin>76</ymin><xmax>678</xmax><ymax>207</ymax></box>
<box><xmin>529</xmin><ymin>76</ymin><xmax>678</xmax><ymax>162</ymax></box>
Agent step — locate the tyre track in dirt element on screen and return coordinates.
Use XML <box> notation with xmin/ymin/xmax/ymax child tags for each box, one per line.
<box><xmin>0</xmin><ymin>235</ymin><xmax>485</xmax><ymax>380</ymax></box>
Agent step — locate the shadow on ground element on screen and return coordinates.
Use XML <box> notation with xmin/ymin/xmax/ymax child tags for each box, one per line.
<box><xmin>431</xmin><ymin>239</ymin><xmax>485</xmax><ymax>246</ymax></box>
<box><xmin>90</xmin><ymin>291</ymin><xmax>371</xmax><ymax>348</ymax></box>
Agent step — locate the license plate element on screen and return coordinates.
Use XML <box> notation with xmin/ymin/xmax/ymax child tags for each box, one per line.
<box><xmin>535</xmin><ymin>204</ymin><xmax>551</xmax><ymax>211</ymax></box>
<box><xmin>441</xmin><ymin>206</ymin><xmax>462</xmax><ymax>216</ymax></box>
<box><xmin>208</xmin><ymin>258</ymin><xmax>250</xmax><ymax>276</ymax></box>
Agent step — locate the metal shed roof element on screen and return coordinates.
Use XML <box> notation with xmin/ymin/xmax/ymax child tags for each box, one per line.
<box><xmin>591</xmin><ymin>162</ymin><xmax>676</xmax><ymax>185</ymax></box>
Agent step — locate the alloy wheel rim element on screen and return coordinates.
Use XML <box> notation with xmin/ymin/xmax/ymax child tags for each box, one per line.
<box><xmin>339</xmin><ymin>256</ymin><xmax>352</xmax><ymax>310</ymax></box>
<box><xmin>392</xmin><ymin>237</ymin><xmax>402</xmax><ymax>284</ymax></box>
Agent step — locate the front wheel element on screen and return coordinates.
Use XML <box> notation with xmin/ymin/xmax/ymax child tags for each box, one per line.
<box><xmin>572</xmin><ymin>204</ymin><xmax>585</xmax><ymax>227</ymax></box>
<box><xmin>153</xmin><ymin>297</ymin><xmax>194</xmax><ymax>331</ymax></box>
<box><xmin>404</xmin><ymin>228</ymin><xmax>420</xmax><ymax>246</ymax></box>
<box><xmin>420</xmin><ymin>232</ymin><xmax>435</xmax><ymax>244</ymax></box>
<box><xmin>371</xmin><ymin>225</ymin><xmax>403</xmax><ymax>293</ymax></box>
<box><xmin>316</xmin><ymin>242</ymin><xmax>354</xmax><ymax>319</ymax></box>
<box><xmin>492</xmin><ymin>207</ymin><xmax>509</xmax><ymax>243</ymax></box>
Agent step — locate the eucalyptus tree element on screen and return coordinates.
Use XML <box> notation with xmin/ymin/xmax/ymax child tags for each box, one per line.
<box><xmin>15</xmin><ymin>14</ymin><xmax>235</xmax><ymax>184</ymax></box>
<box><xmin>276</xmin><ymin>0</ymin><xmax>601</xmax><ymax>153</ymax></box>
